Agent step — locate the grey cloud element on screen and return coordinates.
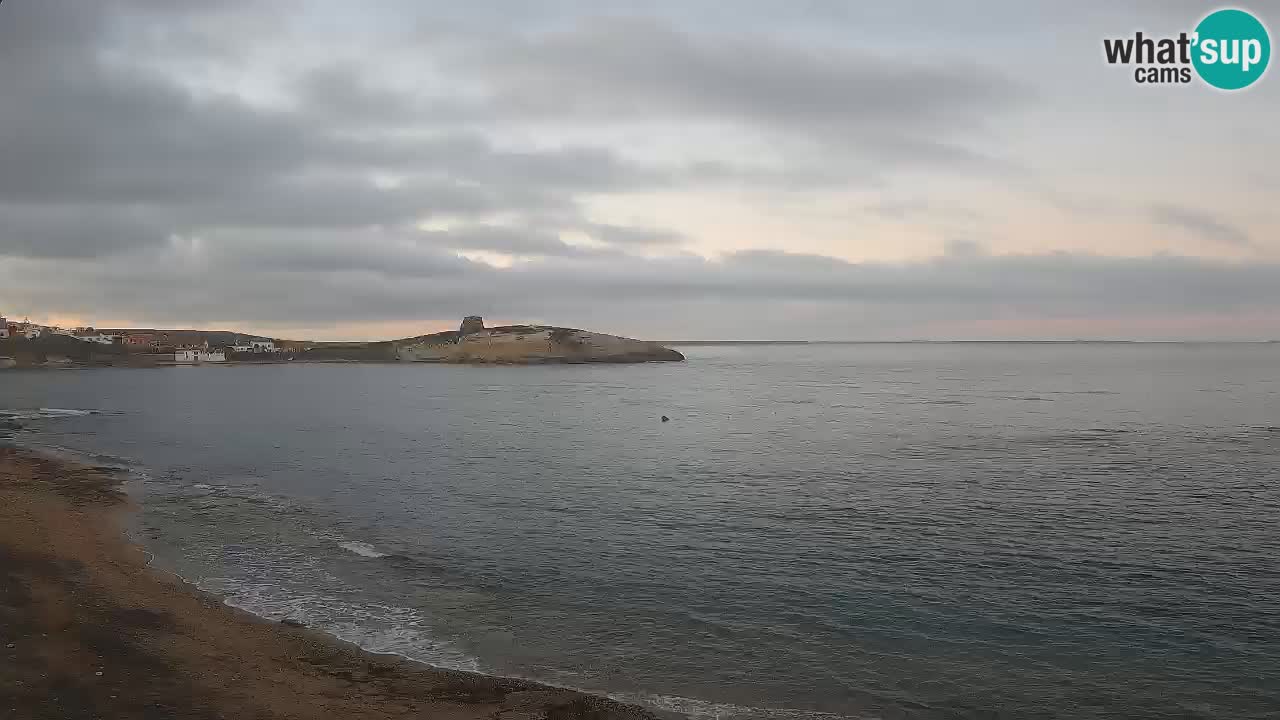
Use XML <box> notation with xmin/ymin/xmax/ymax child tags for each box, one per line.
<box><xmin>404</xmin><ymin>141</ymin><xmax>661</xmax><ymax>193</ymax></box>
<box><xmin>0</xmin><ymin>204</ymin><xmax>167</xmax><ymax>258</ymax></box>
<box><xmin>446</xmin><ymin>16</ymin><xmax>1026</xmax><ymax>169</ymax></box>
<box><xmin>943</xmin><ymin>239</ymin><xmax>987</xmax><ymax>258</ymax></box>
<box><xmin>461</xmin><ymin>17</ymin><xmax>1017</xmax><ymax>127</ymax></box>
<box><xmin>430</xmin><ymin>218</ymin><xmax>692</xmax><ymax>256</ymax></box>
<box><xmin>0</xmin><ymin>0</ymin><xmax>1023</xmax><ymax>275</ymax></box>
<box><xmin>460</xmin><ymin>250</ymin><xmax>1280</xmax><ymax>315</ymax></box>
<box><xmin>0</xmin><ymin>73</ymin><xmax>623</xmax><ymax>214</ymax></box>
<box><xmin>0</xmin><ymin>69</ymin><xmax>310</xmax><ymax>206</ymax></box>
<box><xmin>297</xmin><ymin>66</ymin><xmax>429</xmax><ymax>125</ymax></box>
<box><xmin>580</xmin><ymin>223</ymin><xmax>686</xmax><ymax>247</ymax></box>
<box><xmin>417</xmin><ymin>225</ymin><xmax>602</xmax><ymax>257</ymax></box>
<box><xmin>320</xmin><ymin>133</ymin><xmax>657</xmax><ymax>194</ymax></box>
<box><xmin>869</xmin><ymin>198</ymin><xmax>984</xmax><ymax>223</ymax></box>
<box><xmin>0</xmin><ymin>2</ymin><xmax>671</xmax><ymax>262</ymax></box>
<box><xmin>7</xmin><ymin>247</ymin><xmax>1280</xmax><ymax>339</ymax></box>
<box><xmin>202</xmin><ymin>230</ymin><xmax>477</xmax><ymax>278</ymax></box>
<box><xmin>189</xmin><ymin>177</ymin><xmax>508</xmax><ymax>230</ymax></box>
<box><xmin>0</xmin><ymin>0</ymin><xmax>103</xmax><ymax>71</ymax></box>
<box><xmin>1150</xmin><ymin>205</ymin><xmax>1252</xmax><ymax>248</ymax></box>
<box><xmin>682</xmin><ymin>160</ymin><xmax>871</xmax><ymax>190</ymax></box>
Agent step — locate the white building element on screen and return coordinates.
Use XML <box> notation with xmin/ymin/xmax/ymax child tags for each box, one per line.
<box><xmin>74</xmin><ymin>333</ymin><xmax>121</xmax><ymax>345</ymax></box>
<box><xmin>174</xmin><ymin>350</ymin><xmax>227</xmax><ymax>364</ymax></box>
<box><xmin>230</xmin><ymin>339</ymin><xmax>276</xmax><ymax>353</ymax></box>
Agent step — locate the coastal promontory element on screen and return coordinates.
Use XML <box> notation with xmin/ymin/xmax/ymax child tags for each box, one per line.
<box><xmin>395</xmin><ymin>316</ymin><xmax>684</xmax><ymax>364</ymax></box>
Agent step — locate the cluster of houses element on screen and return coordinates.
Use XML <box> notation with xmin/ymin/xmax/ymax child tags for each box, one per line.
<box><xmin>118</xmin><ymin>332</ymin><xmax>279</xmax><ymax>364</ymax></box>
<box><xmin>0</xmin><ymin>316</ymin><xmax>49</xmax><ymax>340</ymax></box>
<box><xmin>1</xmin><ymin>315</ymin><xmax>281</xmax><ymax>365</ymax></box>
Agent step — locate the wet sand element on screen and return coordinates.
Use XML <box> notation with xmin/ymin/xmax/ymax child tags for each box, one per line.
<box><xmin>0</xmin><ymin>446</ymin><xmax>657</xmax><ymax>720</ymax></box>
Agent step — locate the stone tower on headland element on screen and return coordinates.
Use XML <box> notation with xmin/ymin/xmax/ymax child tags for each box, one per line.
<box><xmin>459</xmin><ymin>316</ymin><xmax>485</xmax><ymax>336</ymax></box>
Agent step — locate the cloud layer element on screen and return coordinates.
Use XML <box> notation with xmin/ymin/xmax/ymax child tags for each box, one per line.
<box><xmin>0</xmin><ymin>0</ymin><xmax>1276</xmax><ymax>339</ymax></box>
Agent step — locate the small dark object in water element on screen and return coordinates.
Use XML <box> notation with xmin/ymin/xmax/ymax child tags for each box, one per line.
<box><xmin>661</xmin><ymin>415</ymin><xmax>670</xmax><ymax>422</ymax></box>
<box><xmin>280</xmin><ymin>618</ymin><xmax>307</xmax><ymax>628</ymax></box>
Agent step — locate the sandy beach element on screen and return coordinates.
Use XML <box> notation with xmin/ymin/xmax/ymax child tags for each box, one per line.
<box><xmin>0</xmin><ymin>446</ymin><xmax>657</xmax><ymax>720</ymax></box>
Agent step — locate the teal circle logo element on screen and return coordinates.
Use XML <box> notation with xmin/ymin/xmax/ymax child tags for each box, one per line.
<box><xmin>1192</xmin><ymin>8</ymin><xmax>1271</xmax><ymax>90</ymax></box>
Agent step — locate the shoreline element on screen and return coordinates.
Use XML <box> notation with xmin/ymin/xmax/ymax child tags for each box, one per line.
<box><xmin>0</xmin><ymin>356</ymin><xmax>681</xmax><ymax>370</ymax></box>
<box><xmin>0</xmin><ymin>446</ymin><xmax>660</xmax><ymax>720</ymax></box>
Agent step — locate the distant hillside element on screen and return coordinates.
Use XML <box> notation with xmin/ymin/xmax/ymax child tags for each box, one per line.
<box><xmin>1</xmin><ymin>320</ymin><xmax>682</xmax><ymax>366</ymax></box>
<box><xmin>96</xmin><ymin>329</ymin><xmax>271</xmax><ymax>346</ymax></box>
<box><xmin>0</xmin><ymin>335</ymin><xmax>125</xmax><ymax>365</ymax></box>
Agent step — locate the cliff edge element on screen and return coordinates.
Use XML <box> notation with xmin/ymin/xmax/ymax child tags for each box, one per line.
<box><xmin>396</xmin><ymin>317</ymin><xmax>684</xmax><ymax>364</ymax></box>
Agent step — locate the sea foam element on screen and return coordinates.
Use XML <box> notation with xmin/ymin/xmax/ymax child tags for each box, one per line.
<box><xmin>339</xmin><ymin>541</ymin><xmax>390</xmax><ymax>558</ymax></box>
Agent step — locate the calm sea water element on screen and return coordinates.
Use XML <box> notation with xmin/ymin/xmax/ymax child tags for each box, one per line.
<box><xmin>3</xmin><ymin>344</ymin><xmax>1279</xmax><ymax>719</ymax></box>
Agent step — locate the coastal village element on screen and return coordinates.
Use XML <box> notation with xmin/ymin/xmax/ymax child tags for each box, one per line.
<box><xmin>0</xmin><ymin>314</ymin><xmax>291</xmax><ymax>368</ymax></box>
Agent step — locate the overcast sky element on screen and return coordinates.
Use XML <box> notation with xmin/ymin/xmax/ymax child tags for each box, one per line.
<box><xmin>1</xmin><ymin>0</ymin><xmax>1278</xmax><ymax>340</ymax></box>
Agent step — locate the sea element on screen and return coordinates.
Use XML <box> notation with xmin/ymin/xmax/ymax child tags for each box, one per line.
<box><xmin>2</xmin><ymin>343</ymin><xmax>1278</xmax><ymax>719</ymax></box>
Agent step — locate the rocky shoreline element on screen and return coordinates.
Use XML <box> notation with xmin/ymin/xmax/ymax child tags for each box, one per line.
<box><xmin>0</xmin><ymin>446</ymin><xmax>660</xmax><ymax>720</ymax></box>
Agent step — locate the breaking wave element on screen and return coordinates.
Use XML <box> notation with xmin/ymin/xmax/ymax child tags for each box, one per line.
<box><xmin>338</xmin><ymin>541</ymin><xmax>390</xmax><ymax>559</ymax></box>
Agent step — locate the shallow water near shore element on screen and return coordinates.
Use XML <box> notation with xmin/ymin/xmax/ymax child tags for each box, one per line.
<box><xmin>3</xmin><ymin>343</ymin><xmax>1279</xmax><ymax>719</ymax></box>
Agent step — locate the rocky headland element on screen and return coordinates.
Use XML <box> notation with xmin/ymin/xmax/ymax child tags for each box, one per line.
<box><xmin>395</xmin><ymin>317</ymin><xmax>685</xmax><ymax>364</ymax></box>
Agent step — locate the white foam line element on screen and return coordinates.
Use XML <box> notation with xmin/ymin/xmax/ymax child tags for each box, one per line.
<box><xmin>338</xmin><ymin>540</ymin><xmax>390</xmax><ymax>558</ymax></box>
